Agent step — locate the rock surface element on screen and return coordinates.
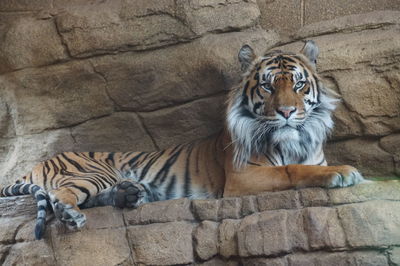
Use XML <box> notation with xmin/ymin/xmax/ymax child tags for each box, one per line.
<box><xmin>0</xmin><ymin>181</ymin><xmax>399</xmax><ymax>265</ymax></box>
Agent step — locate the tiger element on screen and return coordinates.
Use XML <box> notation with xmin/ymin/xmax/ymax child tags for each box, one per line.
<box><xmin>0</xmin><ymin>40</ymin><xmax>366</xmax><ymax>240</ymax></box>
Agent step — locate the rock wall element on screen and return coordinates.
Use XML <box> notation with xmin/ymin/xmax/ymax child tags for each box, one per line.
<box><xmin>0</xmin><ymin>1</ymin><xmax>399</xmax><ymax>184</ymax></box>
<box><xmin>1</xmin><ymin>181</ymin><xmax>400</xmax><ymax>265</ymax></box>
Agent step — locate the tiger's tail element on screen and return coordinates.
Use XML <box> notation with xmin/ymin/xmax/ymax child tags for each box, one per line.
<box><xmin>0</xmin><ymin>182</ymin><xmax>49</xmax><ymax>240</ymax></box>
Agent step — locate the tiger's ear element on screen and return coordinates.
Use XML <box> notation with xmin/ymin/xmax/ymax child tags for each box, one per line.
<box><xmin>300</xmin><ymin>40</ymin><xmax>319</xmax><ymax>68</ymax></box>
<box><xmin>238</xmin><ymin>44</ymin><xmax>256</xmax><ymax>72</ymax></box>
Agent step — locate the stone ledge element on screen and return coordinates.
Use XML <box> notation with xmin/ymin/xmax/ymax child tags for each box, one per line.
<box><xmin>0</xmin><ymin>181</ymin><xmax>399</xmax><ymax>265</ymax></box>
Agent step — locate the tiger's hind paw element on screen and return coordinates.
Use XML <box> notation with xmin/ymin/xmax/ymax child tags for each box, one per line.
<box><xmin>53</xmin><ymin>201</ymin><xmax>86</xmax><ymax>229</ymax></box>
<box><xmin>113</xmin><ymin>180</ymin><xmax>145</xmax><ymax>208</ymax></box>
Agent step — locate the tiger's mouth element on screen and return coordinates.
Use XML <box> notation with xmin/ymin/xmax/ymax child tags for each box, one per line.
<box><xmin>262</xmin><ymin>116</ymin><xmax>306</xmax><ymax>131</ymax></box>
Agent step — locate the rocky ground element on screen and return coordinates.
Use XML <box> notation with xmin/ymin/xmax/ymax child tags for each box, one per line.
<box><xmin>0</xmin><ymin>181</ymin><xmax>399</xmax><ymax>265</ymax></box>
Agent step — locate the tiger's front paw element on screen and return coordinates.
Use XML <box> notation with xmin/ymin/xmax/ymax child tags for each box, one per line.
<box><xmin>112</xmin><ymin>180</ymin><xmax>145</xmax><ymax>208</ymax></box>
<box><xmin>326</xmin><ymin>165</ymin><xmax>366</xmax><ymax>188</ymax></box>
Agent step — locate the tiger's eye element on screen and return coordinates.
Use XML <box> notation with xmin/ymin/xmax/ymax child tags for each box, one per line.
<box><xmin>261</xmin><ymin>83</ymin><xmax>273</xmax><ymax>93</ymax></box>
<box><xmin>294</xmin><ymin>81</ymin><xmax>306</xmax><ymax>92</ymax></box>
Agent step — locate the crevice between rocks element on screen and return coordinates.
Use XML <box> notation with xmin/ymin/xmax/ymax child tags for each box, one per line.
<box><xmin>136</xmin><ymin>113</ymin><xmax>160</xmax><ymax>151</ymax></box>
<box><xmin>0</xmin><ymin>246</ymin><xmax>11</xmax><ymax>266</ymax></box>
<box><xmin>278</xmin><ymin>22</ymin><xmax>397</xmax><ymax>47</ymax></box>
<box><xmin>52</xmin><ymin>17</ymin><xmax>73</xmax><ymax>59</ymax></box>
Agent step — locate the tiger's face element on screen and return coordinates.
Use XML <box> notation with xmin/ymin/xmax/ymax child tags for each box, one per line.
<box><xmin>240</xmin><ymin>47</ymin><xmax>320</xmax><ymax>131</ymax></box>
<box><xmin>228</xmin><ymin>41</ymin><xmax>337</xmax><ymax>167</ymax></box>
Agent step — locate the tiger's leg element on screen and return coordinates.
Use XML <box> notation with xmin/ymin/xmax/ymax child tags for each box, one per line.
<box><xmin>48</xmin><ymin>186</ymin><xmax>88</xmax><ymax>228</ymax></box>
<box><xmin>224</xmin><ymin>164</ymin><xmax>366</xmax><ymax>197</ymax></box>
<box><xmin>80</xmin><ymin>179</ymin><xmax>146</xmax><ymax>209</ymax></box>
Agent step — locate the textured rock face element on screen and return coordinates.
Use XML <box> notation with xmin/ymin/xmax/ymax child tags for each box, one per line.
<box><xmin>0</xmin><ymin>3</ymin><xmax>399</xmax><ymax>183</ymax></box>
<box><xmin>0</xmin><ymin>181</ymin><xmax>399</xmax><ymax>265</ymax></box>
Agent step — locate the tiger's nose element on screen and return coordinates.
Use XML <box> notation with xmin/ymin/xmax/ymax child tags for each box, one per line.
<box><xmin>276</xmin><ymin>106</ymin><xmax>297</xmax><ymax>119</ymax></box>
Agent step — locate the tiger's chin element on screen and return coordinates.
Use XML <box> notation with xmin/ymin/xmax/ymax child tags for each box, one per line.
<box><xmin>270</xmin><ymin>126</ymin><xmax>300</xmax><ymax>143</ymax></box>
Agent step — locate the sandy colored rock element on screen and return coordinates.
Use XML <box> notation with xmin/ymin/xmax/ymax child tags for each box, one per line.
<box><xmin>0</xmin><ymin>216</ymin><xmax>32</xmax><ymax>243</ymax></box>
<box><xmin>242</xmin><ymin>257</ymin><xmax>287</xmax><ymax>266</ymax></box>
<box><xmin>389</xmin><ymin>247</ymin><xmax>400</xmax><ymax>266</ymax></box>
<box><xmin>380</xmin><ymin>134</ymin><xmax>400</xmax><ymax>176</ymax></box>
<box><xmin>81</xmin><ymin>206</ymin><xmax>125</xmax><ymax>230</ymax></box>
<box><xmin>257</xmin><ymin>190</ymin><xmax>301</xmax><ymax>211</ymax></box>
<box><xmin>124</xmin><ymin>198</ymin><xmax>194</xmax><ymax>225</ymax></box>
<box><xmin>299</xmin><ymin>187</ymin><xmax>329</xmax><ymax>207</ymax></box>
<box><xmin>141</xmin><ymin>95</ymin><xmax>226</xmax><ymax>149</ymax></box>
<box><xmin>380</xmin><ymin>134</ymin><xmax>400</xmax><ymax>156</ymax></box>
<box><xmin>194</xmin><ymin>221</ymin><xmax>219</xmax><ymax>260</ymax></box>
<box><xmin>182</xmin><ymin>0</ymin><xmax>260</xmax><ymax>35</ymax></box>
<box><xmin>328</xmin><ymin>181</ymin><xmax>400</xmax><ymax>204</ymax></box>
<box><xmin>0</xmin><ymin>61</ymin><xmax>114</xmax><ymax>136</ymax></box>
<box><xmin>238</xmin><ymin>209</ymin><xmax>307</xmax><ymax>257</ymax></box>
<box><xmin>51</xmin><ymin>228</ymin><xmax>132</xmax><ymax>266</ymax></box>
<box><xmin>0</xmin><ymin>195</ymin><xmax>37</xmax><ymax>217</ymax></box>
<box><xmin>0</xmin><ymin>0</ymin><xmax>52</xmax><ymax>11</ymax></box>
<box><xmin>338</xmin><ymin>200</ymin><xmax>400</xmax><ymax>247</ymax></box>
<box><xmin>303</xmin><ymin>0</ymin><xmax>400</xmax><ymax>25</ymax></box>
<box><xmin>192</xmin><ymin>199</ymin><xmax>220</xmax><ymax>221</ymax></box>
<box><xmin>71</xmin><ymin>112</ymin><xmax>156</xmax><ymax>152</ymax></box>
<box><xmin>219</xmin><ymin>197</ymin><xmax>242</xmax><ymax>219</ymax></box>
<box><xmin>3</xmin><ymin>241</ymin><xmax>56</xmax><ymax>266</ymax></box>
<box><xmin>286</xmin><ymin>251</ymin><xmax>388</xmax><ymax>266</ymax></box>
<box><xmin>198</xmin><ymin>258</ymin><xmax>240</xmax><ymax>266</ymax></box>
<box><xmin>90</xmin><ymin>29</ymin><xmax>278</xmax><ymax>112</ymax></box>
<box><xmin>55</xmin><ymin>0</ymin><xmax>261</xmax><ymax>57</ymax></box>
<box><xmin>0</xmin><ymin>183</ymin><xmax>400</xmax><ymax>265</ymax></box>
<box><xmin>0</xmin><ymin>16</ymin><xmax>67</xmax><ymax>73</ymax></box>
<box><xmin>257</xmin><ymin>0</ymin><xmax>301</xmax><ymax>35</ymax></box>
<box><xmin>294</xmin><ymin>11</ymin><xmax>400</xmax><ymax>39</ymax></box>
<box><xmin>241</xmin><ymin>195</ymin><xmax>258</xmax><ymax>216</ymax></box>
<box><xmin>128</xmin><ymin>221</ymin><xmax>194</xmax><ymax>265</ymax></box>
<box><xmin>0</xmin><ymin>129</ymin><xmax>75</xmax><ymax>186</ymax></box>
<box><xmin>219</xmin><ymin>219</ymin><xmax>240</xmax><ymax>258</ymax></box>
<box><xmin>326</xmin><ymin>138</ymin><xmax>396</xmax><ymax>178</ymax></box>
<box><xmin>304</xmin><ymin>207</ymin><xmax>346</xmax><ymax>249</ymax></box>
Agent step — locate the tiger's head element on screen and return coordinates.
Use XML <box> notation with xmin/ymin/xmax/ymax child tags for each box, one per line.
<box><xmin>227</xmin><ymin>41</ymin><xmax>338</xmax><ymax>168</ymax></box>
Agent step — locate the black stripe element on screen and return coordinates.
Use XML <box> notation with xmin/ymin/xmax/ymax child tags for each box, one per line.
<box><xmin>150</xmin><ymin>146</ymin><xmax>184</xmax><ymax>186</ymax></box>
<box><xmin>255</xmin><ymin>87</ymin><xmax>264</xmax><ymax>99</ymax></box>
<box><xmin>184</xmin><ymin>145</ymin><xmax>195</xmax><ymax>197</ymax></box>
<box><xmin>70</xmin><ymin>185</ymin><xmax>91</xmax><ymax>205</ymax></box>
<box><xmin>252</xmin><ymin>102</ymin><xmax>262</xmax><ymax>113</ymax></box>
<box><xmin>36</xmin><ymin>194</ymin><xmax>47</xmax><ymax>201</ymax></box>
<box><xmin>37</xmin><ymin>205</ymin><xmax>46</xmax><ymax>211</ymax></box>
<box><xmin>42</xmin><ymin>162</ymin><xmax>49</xmax><ymax>190</ymax></box>
<box><xmin>165</xmin><ymin>175</ymin><xmax>176</xmax><ymax>200</ymax></box>
<box><xmin>247</xmin><ymin>161</ymin><xmax>261</xmax><ymax>166</ymax></box>
<box><xmin>23</xmin><ymin>184</ymin><xmax>30</xmax><ymax>194</ymax></box>
<box><xmin>239</xmin><ymin>106</ymin><xmax>255</xmax><ymax>119</ymax></box>
<box><xmin>106</xmin><ymin>152</ymin><xmax>115</xmax><ymax>165</ymax></box>
<box><xmin>12</xmin><ymin>184</ymin><xmax>23</xmax><ymax>195</ymax></box>
<box><xmin>138</xmin><ymin>151</ymin><xmax>165</xmax><ymax>181</ymax></box>
<box><xmin>32</xmin><ymin>185</ymin><xmax>41</xmax><ymax>194</ymax></box>
<box><xmin>316</xmin><ymin>157</ymin><xmax>326</xmax><ymax>165</ymax></box>
<box><xmin>264</xmin><ymin>152</ymin><xmax>277</xmax><ymax>166</ymax></box>
<box><xmin>250</xmin><ymin>82</ymin><xmax>259</xmax><ymax>102</ymax></box>
<box><xmin>49</xmin><ymin>159</ymin><xmax>59</xmax><ymax>189</ymax></box>
<box><xmin>242</xmin><ymin>81</ymin><xmax>250</xmax><ymax>96</ymax></box>
<box><xmin>281</xmin><ymin>56</ymin><xmax>296</xmax><ymax>63</ymax></box>
<box><xmin>61</xmin><ymin>153</ymin><xmax>86</xmax><ymax>172</ymax></box>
